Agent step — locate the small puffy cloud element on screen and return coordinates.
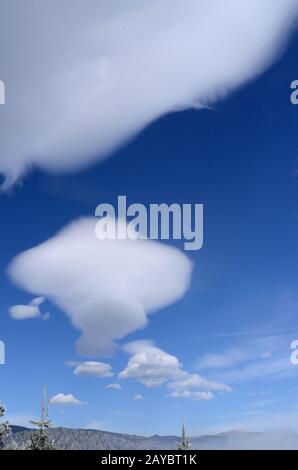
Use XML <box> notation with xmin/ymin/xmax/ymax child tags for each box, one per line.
<box><xmin>0</xmin><ymin>1</ymin><xmax>298</xmax><ymax>187</ymax></box>
<box><xmin>9</xmin><ymin>296</ymin><xmax>49</xmax><ymax>320</ymax></box>
<box><xmin>8</xmin><ymin>217</ymin><xmax>191</xmax><ymax>355</ymax></box>
<box><xmin>106</xmin><ymin>383</ymin><xmax>122</xmax><ymax>390</ymax></box>
<box><xmin>50</xmin><ymin>393</ymin><xmax>82</xmax><ymax>406</ymax></box>
<box><xmin>119</xmin><ymin>340</ymin><xmax>231</xmax><ymax>400</ymax></box>
<box><xmin>74</xmin><ymin>361</ymin><xmax>113</xmax><ymax>378</ymax></box>
<box><xmin>133</xmin><ymin>394</ymin><xmax>144</xmax><ymax>401</ymax></box>
<box><xmin>119</xmin><ymin>340</ymin><xmax>182</xmax><ymax>387</ymax></box>
<box><xmin>9</xmin><ymin>304</ymin><xmax>40</xmax><ymax>320</ymax></box>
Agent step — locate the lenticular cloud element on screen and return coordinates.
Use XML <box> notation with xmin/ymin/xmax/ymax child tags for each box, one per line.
<box><xmin>0</xmin><ymin>0</ymin><xmax>298</xmax><ymax>188</ymax></box>
<box><xmin>8</xmin><ymin>218</ymin><xmax>192</xmax><ymax>355</ymax></box>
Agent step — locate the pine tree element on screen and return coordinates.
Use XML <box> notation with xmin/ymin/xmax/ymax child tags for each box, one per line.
<box><xmin>0</xmin><ymin>405</ymin><xmax>11</xmax><ymax>449</ymax></box>
<box><xmin>177</xmin><ymin>417</ymin><xmax>191</xmax><ymax>450</ymax></box>
<box><xmin>28</xmin><ymin>385</ymin><xmax>55</xmax><ymax>450</ymax></box>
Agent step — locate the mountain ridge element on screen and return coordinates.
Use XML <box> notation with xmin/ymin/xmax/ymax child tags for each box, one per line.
<box><xmin>5</xmin><ymin>427</ymin><xmax>297</xmax><ymax>450</ymax></box>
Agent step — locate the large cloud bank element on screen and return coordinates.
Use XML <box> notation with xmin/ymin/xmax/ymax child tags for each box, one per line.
<box><xmin>0</xmin><ymin>0</ymin><xmax>298</xmax><ymax>187</ymax></box>
<box><xmin>119</xmin><ymin>340</ymin><xmax>231</xmax><ymax>399</ymax></box>
<box><xmin>8</xmin><ymin>218</ymin><xmax>191</xmax><ymax>355</ymax></box>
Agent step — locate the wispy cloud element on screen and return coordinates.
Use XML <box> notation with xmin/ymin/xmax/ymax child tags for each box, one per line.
<box><xmin>205</xmin><ymin>410</ymin><xmax>298</xmax><ymax>436</ymax></box>
<box><xmin>106</xmin><ymin>384</ymin><xmax>122</xmax><ymax>390</ymax></box>
<box><xmin>196</xmin><ymin>331</ymin><xmax>297</xmax><ymax>384</ymax></box>
<box><xmin>169</xmin><ymin>390</ymin><xmax>214</xmax><ymax>401</ymax></box>
<box><xmin>245</xmin><ymin>398</ymin><xmax>281</xmax><ymax>410</ymax></box>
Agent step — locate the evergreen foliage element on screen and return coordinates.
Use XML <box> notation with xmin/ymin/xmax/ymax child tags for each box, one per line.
<box><xmin>0</xmin><ymin>405</ymin><xmax>11</xmax><ymax>449</ymax></box>
<box><xmin>28</xmin><ymin>385</ymin><xmax>56</xmax><ymax>450</ymax></box>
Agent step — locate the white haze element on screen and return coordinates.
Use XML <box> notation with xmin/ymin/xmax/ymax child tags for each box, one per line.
<box><xmin>195</xmin><ymin>432</ymin><xmax>298</xmax><ymax>450</ymax></box>
<box><xmin>0</xmin><ymin>0</ymin><xmax>298</xmax><ymax>188</ymax></box>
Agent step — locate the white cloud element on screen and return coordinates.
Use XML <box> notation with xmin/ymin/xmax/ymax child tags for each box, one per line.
<box><xmin>119</xmin><ymin>340</ymin><xmax>183</xmax><ymax>387</ymax></box>
<box><xmin>133</xmin><ymin>394</ymin><xmax>144</xmax><ymax>401</ymax></box>
<box><xmin>167</xmin><ymin>373</ymin><xmax>231</xmax><ymax>393</ymax></box>
<box><xmin>74</xmin><ymin>361</ymin><xmax>113</xmax><ymax>378</ymax></box>
<box><xmin>119</xmin><ymin>340</ymin><xmax>231</xmax><ymax>400</ymax></box>
<box><xmin>8</xmin><ymin>296</ymin><xmax>48</xmax><ymax>320</ymax></box>
<box><xmin>8</xmin><ymin>217</ymin><xmax>192</xmax><ymax>355</ymax></box>
<box><xmin>9</xmin><ymin>304</ymin><xmax>40</xmax><ymax>320</ymax></box>
<box><xmin>50</xmin><ymin>393</ymin><xmax>82</xmax><ymax>406</ymax></box>
<box><xmin>106</xmin><ymin>383</ymin><xmax>122</xmax><ymax>390</ymax></box>
<box><xmin>169</xmin><ymin>390</ymin><xmax>214</xmax><ymax>401</ymax></box>
<box><xmin>196</xmin><ymin>333</ymin><xmax>289</xmax><ymax>370</ymax></box>
<box><xmin>0</xmin><ymin>1</ymin><xmax>297</xmax><ymax>188</ymax></box>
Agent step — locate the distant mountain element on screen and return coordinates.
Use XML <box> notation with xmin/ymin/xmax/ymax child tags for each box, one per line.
<box><xmin>5</xmin><ymin>427</ymin><xmax>298</xmax><ymax>450</ymax></box>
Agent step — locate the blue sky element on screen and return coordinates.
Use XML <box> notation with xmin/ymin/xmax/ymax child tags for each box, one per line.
<box><xmin>1</xmin><ymin>1</ymin><xmax>298</xmax><ymax>437</ymax></box>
